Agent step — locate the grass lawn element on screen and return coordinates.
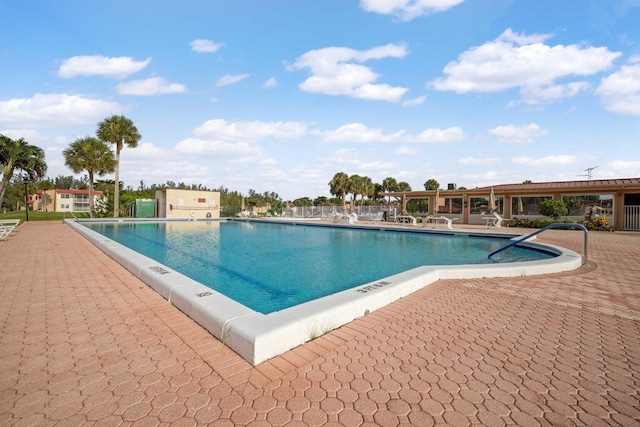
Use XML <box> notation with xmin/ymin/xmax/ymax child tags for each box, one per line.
<box><xmin>1</xmin><ymin>211</ymin><xmax>91</xmax><ymax>222</ymax></box>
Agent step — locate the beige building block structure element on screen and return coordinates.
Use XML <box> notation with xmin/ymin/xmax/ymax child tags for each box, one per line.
<box><xmin>156</xmin><ymin>188</ymin><xmax>220</xmax><ymax>219</ymax></box>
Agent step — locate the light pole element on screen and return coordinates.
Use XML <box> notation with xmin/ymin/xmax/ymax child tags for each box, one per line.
<box><xmin>23</xmin><ymin>176</ymin><xmax>29</xmax><ymax>221</ymax></box>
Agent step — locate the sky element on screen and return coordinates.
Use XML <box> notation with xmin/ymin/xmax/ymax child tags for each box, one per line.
<box><xmin>1</xmin><ymin>0</ymin><xmax>640</xmax><ymax>201</ymax></box>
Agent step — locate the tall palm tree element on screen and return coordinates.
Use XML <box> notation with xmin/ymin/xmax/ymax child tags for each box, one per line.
<box><xmin>424</xmin><ymin>179</ymin><xmax>439</xmax><ymax>191</ymax></box>
<box><xmin>328</xmin><ymin>172</ymin><xmax>350</xmax><ymax>211</ymax></box>
<box><xmin>348</xmin><ymin>174</ymin><xmax>363</xmax><ymax>208</ymax></box>
<box><xmin>96</xmin><ymin>115</ymin><xmax>141</xmax><ymax>217</ymax></box>
<box><xmin>63</xmin><ymin>137</ymin><xmax>116</xmax><ymax>218</ymax></box>
<box><xmin>382</xmin><ymin>177</ymin><xmax>398</xmax><ymax>204</ymax></box>
<box><xmin>359</xmin><ymin>176</ymin><xmax>374</xmax><ymax>207</ymax></box>
<box><xmin>0</xmin><ymin>135</ymin><xmax>47</xmax><ymax>209</ymax></box>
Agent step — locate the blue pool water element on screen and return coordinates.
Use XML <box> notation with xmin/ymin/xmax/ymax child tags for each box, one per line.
<box><xmin>85</xmin><ymin>221</ymin><xmax>554</xmax><ymax>314</ymax></box>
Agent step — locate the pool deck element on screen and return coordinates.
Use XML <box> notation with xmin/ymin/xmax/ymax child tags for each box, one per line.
<box><xmin>1</xmin><ymin>221</ymin><xmax>639</xmax><ymax>426</ymax></box>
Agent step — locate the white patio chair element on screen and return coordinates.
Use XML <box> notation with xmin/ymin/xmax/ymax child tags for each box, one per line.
<box><xmin>0</xmin><ymin>225</ymin><xmax>15</xmax><ymax>240</ymax></box>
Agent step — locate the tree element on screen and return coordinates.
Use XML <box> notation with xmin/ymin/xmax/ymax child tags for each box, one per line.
<box><xmin>0</xmin><ymin>135</ymin><xmax>47</xmax><ymax>209</ymax></box>
<box><xmin>329</xmin><ymin>172</ymin><xmax>350</xmax><ymax>211</ymax></box>
<box><xmin>424</xmin><ymin>179</ymin><xmax>439</xmax><ymax>190</ymax></box>
<box><xmin>96</xmin><ymin>115</ymin><xmax>141</xmax><ymax>217</ymax></box>
<box><xmin>313</xmin><ymin>196</ymin><xmax>328</xmax><ymax>206</ymax></box>
<box><xmin>348</xmin><ymin>174</ymin><xmax>364</xmax><ymax>206</ymax></box>
<box><xmin>382</xmin><ymin>177</ymin><xmax>398</xmax><ymax>203</ymax></box>
<box><xmin>293</xmin><ymin>197</ymin><xmax>312</xmax><ymax>206</ymax></box>
<box><xmin>63</xmin><ymin>136</ymin><xmax>116</xmax><ymax>218</ymax></box>
<box><xmin>360</xmin><ymin>176</ymin><xmax>374</xmax><ymax>206</ymax></box>
<box><xmin>397</xmin><ymin>181</ymin><xmax>411</xmax><ymax>192</ymax></box>
<box><xmin>539</xmin><ymin>199</ymin><xmax>568</xmax><ymax>220</ymax></box>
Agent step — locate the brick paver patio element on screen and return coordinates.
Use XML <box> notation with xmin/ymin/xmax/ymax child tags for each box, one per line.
<box><xmin>1</xmin><ymin>221</ymin><xmax>638</xmax><ymax>426</ymax></box>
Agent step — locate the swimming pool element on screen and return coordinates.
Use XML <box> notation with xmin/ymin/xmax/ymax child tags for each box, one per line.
<box><xmin>83</xmin><ymin>220</ymin><xmax>553</xmax><ymax>314</ymax></box>
<box><xmin>68</xmin><ymin>219</ymin><xmax>583</xmax><ymax>365</ymax></box>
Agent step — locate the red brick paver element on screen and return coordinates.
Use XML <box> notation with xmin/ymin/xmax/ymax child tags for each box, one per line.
<box><xmin>1</xmin><ymin>222</ymin><xmax>639</xmax><ymax>426</ymax></box>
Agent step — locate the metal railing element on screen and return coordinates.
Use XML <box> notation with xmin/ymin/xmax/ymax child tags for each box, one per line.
<box><xmin>624</xmin><ymin>205</ymin><xmax>640</xmax><ymax>230</ymax></box>
<box><xmin>488</xmin><ymin>223</ymin><xmax>588</xmax><ymax>266</ymax></box>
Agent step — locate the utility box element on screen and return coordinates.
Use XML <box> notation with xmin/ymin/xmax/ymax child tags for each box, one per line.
<box><xmin>131</xmin><ymin>199</ymin><xmax>156</xmax><ymax>218</ymax></box>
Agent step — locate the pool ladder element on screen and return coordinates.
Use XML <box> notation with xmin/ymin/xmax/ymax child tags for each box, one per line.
<box><xmin>488</xmin><ymin>223</ymin><xmax>589</xmax><ymax>266</ymax></box>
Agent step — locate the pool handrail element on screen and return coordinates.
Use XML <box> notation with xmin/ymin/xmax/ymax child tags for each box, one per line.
<box><xmin>488</xmin><ymin>223</ymin><xmax>588</xmax><ymax>266</ymax></box>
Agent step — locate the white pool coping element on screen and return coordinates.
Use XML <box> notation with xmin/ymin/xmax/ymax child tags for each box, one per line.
<box><xmin>67</xmin><ymin>219</ymin><xmax>583</xmax><ymax>365</ymax></box>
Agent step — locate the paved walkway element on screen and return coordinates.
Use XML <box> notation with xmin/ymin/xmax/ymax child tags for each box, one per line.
<box><xmin>1</xmin><ymin>221</ymin><xmax>639</xmax><ymax>426</ymax></box>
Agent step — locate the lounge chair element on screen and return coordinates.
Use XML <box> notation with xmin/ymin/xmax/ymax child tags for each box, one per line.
<box><xmin>396</xmin><ymin>215</ymin><xmax>417</xmax><ymax>225</ymax></box>
<box><xmin>0</xmin><ymin>219</ymin><xmax>20</xmax><ymax>228</ymax></box>
<box><xmin>423</xmin><ymin>215</ymin><xmax>457</xmax><ymax>229</ymax></box>
<box><xmin>484</xmin><ymin>212</ymin><xmax>506</xmax><ymax>228</ymax></box>
<box><xmin>333</xmin><ymin>213</ymin><xmax>358</xmax><ymax>224</ymax></box>
<box><xmin>0</xmin><ymin>225</ymin><xmax>15</xmax><ymax>240</ymax></box>
<box><xmin>371</xmin><ymin>211</ymin><xmax>384</xmax><ymax>223</ymax></box>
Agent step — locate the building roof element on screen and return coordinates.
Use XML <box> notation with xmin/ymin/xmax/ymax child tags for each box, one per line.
<box><xmin>37</xmin><ymin>189</ymin><xmax>104</xmax><ymax>195</ymax></box>
<box><xmin>475</xmin><ymin>177</ymin><xmax>640</xmax><ymax>192</ymax></box>
<box><xmin>383</xmin><ymin>177</ymin><xmax>640</xmax><ymax>198</ymax></box>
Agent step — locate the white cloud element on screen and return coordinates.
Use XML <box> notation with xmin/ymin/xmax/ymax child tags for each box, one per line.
<box><xmin>512</xmin><ymin>155</ymin><xmax>578</xmax><ymax>166</ymax></box>
<box><xmin>122</xmin><ymin>142</ymin><xmax>173</xmax><ymax>160</ymax></box>
<box><xmin>596</xmin><ymin>60</ymin><xmax>640</xmax><ymax>116</ymax></box>
<box><xmin>413</xmin><ymin>126</ymin><xmax>465</xmax><ymax>143</ymax></box>
<box><xmin>320</xmin><ymin>123</ymin><xmax>406</xmax><ymax>143</ymax></box>
<box><xmin>359</xmin><ymin>0</ymin><xmax>465</xmax><ymax>21</ymax></box>
<box><xmin>117</xmin><ymin>77</ymin><xmax>187</xmax><ymax>96</ymax></box>
<box><xmin>359</xmin><ymin>160</ymin><xmax>399</xmax><ymax>170</ymax></box>
<box><xmin>458</xmin><ymin>155</ymin><xmax>501</xmax><ymax>165</ymax></box>
<box><xmin>290</xmin><ymin>44</ymin><xmax>409</xmax><ymax>102</ymax></box>
<box><xmin>489</xmin><ymin>123</ymin><xmax>547</xmax><ymax>144</ymax></box>
<box><xmin>189</xmin><ymin>39</ymin><xmax>225</xmax><ymax>53</ymax></box>
<box><xmin>175</xmin><ymin>138</ymin><xmax>262</xmax><ymax>158</ymax></box>
<box><xmin>263</xmin><ymin>77</ymin><xmax>277</xmax><ymax>88</ymax></box>
<box><xmin>317</xmin><ymin>149</ymin><xmax>362</xmax><ymax>165</ymax></box>
<box><xmin>604</xmin><ymin>160</ymin><xmax>640</xmax><ymax>174</ymax></box>
<box><xmin>395</xmin><ymin>146</ymin><xmax>420</xmax><ymax>155</ymax></box>
<box><xmin>0</xmin><ymin>93</ymin><xmax>123</xmax><ymax>128</ymax></box>
<box><xmin>403</xmin><ymin>95</ymin><xmax>426</xmax><ymax>106</ymax></box>
<box><xmin>0</xmin><ymin>128</ymin><xmax>49</xmax><ymax>143</ymax></box>
<box><xmin>431</xmin><ymin>28</ymin><xmax>621</xmax><ymax>104</ymax></box>
<box><xmin>319</xmin><ymin>122</ymin><xmax>465</xmax><ymax>144</ymax></box>
<box><xmin>521</xmin><ymin>82</ymin><xmax>590</xmax><ymax>104</ymax></box>
<box><xmin>216</xmin><ymin>74</ymin><xmax>250</xmax><ymax>87</ymax></box>
<box><xmin>193</xmin><ymin>119</ymin><xmax>308</xmax><ymax>142</ymax></box>
<box><xmin>58</xmin><ymin>55</ymin><xmax>151</xmax><ymax>79</ymax></box>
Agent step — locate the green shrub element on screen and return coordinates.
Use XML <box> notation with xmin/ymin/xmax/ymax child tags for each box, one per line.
<box><xmin>511</xmin><ymin>217</ymin><xmax>534</xmax><ymax>228</ymax></box>
<box><xmin>533</xmin><ymin>218</ymin><xmax>554</xmax><ymax>229</ymax></box>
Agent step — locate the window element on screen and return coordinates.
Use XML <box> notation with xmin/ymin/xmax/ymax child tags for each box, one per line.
<box><xmin>440</xmin><ymin>197</ymin><xmax>463</xmax><ymax>214</ymax></box>
<box><xmin>511</xmin><ymin>196</ymin><xmax>552</xmax><ymax>216</ymax></box>
<box><xmin>198</xmin><ymin>198</ymin><xmax>206</xmax><ymax>203</ymax></box>
<box><xmin>562</xmin><ymin>194</ymin><xmax>613</xmax><ymax>217</ymax></box>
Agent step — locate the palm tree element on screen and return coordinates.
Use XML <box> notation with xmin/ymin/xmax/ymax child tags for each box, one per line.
<box><xmin>0</xmin><ymin>135</ymin><xmax>47</xmax><ymax>209</ymax></box>
<box><xmin>329</xmin><ymin>172</ymin><xmax>350</xmax><ymax>211</ymax></box>
<box><xmin>348</xmin><ymin>174</ymin><xmax>363</xmax><ymax>208</ymax></box>
<box><xmin>424</xmin><ymin>179</ymin><xmax>439</xmax><ymax>191</ymax></box>
<box><xmin>96</xmin><ymin>115</ymin><xmax>141</xmax><ymax>217</ymax></box>
<box><xmin>382</xmin><ymin>177</ymin><xmax>399</xmax><ymax>204</ymax></box>
<box><xmin>396</xmin><ymin>181</ymin><xmax>410</xmax><ymax>192</ymax></box>
<box><xmin>360</xmin><ymin>176</ymin><xmax>374</xmax><ymax>206</ymax></box>
<box><xmin>63</xmin><ymin>137</ymin><xmax>116</xmax><ymax>218</ymax></box>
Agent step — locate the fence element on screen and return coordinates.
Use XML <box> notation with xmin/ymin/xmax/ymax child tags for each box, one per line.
<box><xmin>279</xmin><ymin>205</ymin><xmax>400</xmax><ymax>220</ymax></box>
<box><xmin>624</xmin><ymin>205</ymin><xmax>640</xmax><ymax>231</ymax></box>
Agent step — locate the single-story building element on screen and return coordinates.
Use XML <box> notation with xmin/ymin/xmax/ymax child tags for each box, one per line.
<box><xmin>156</xmin><ymin>189</ymin><xmax>220</xmax><ymax>220</ymax></box>
<box><xmin>383</xmin><ymin>177</ymin><xmax>640</xmax><ymax>231</ymax></box>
